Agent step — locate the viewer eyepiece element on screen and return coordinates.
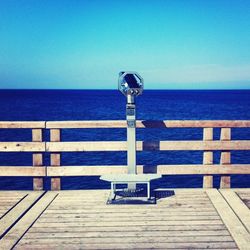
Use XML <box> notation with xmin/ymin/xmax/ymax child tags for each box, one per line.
<box><xmin>118</xmin><ymin>71</ymin><xmax>143</xmax><ymax>97</ymax></box>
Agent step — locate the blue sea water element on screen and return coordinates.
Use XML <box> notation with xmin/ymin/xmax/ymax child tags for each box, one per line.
<box><xmin>0</xmin><ymin>89</ymin><xmax>250</xmax><ymax>190</ymax></box>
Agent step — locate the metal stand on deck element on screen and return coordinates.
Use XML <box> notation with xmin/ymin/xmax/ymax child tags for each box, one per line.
<box><xmin>100</xmin><ymin>72</ymin><xmax>161</xmax><ymax>204</ymax></box>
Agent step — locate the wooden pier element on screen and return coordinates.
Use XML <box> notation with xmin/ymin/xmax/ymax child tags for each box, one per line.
<box><xmin>0</xmin><ymin>120</ymin><xmax>250</xmax><ymax>249</ymax></box>
<box><xmin>0</xmin><ymin>189</ymin><xmax>250</xmax><ymax>249</ymax></box>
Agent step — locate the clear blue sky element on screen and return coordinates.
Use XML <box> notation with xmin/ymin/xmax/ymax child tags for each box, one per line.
<box><xmin>0</xmin><ymin>0</ymin><xmax>250</xmax><ymax>89</ymax></box>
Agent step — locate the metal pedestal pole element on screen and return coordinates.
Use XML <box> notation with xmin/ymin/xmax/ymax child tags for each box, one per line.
<box><xmin>126</xmin><ymin>95</ymin><xmax>136</xmax><ymax>189</ymax></box>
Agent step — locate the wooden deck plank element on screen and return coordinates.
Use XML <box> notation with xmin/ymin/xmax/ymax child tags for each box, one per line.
<box><xmin>0</xmin><ymin>191</ymin><xmax>43</xmax><ymax>238</ymax></box>
<box><xmin>0</xmin><ymin>192</ymin><xmax>28</xmax><ymax>220</ymax></box>
<box><xmin>235</xmin><ymin>189</ymin><xmax>250</xmax><ymax>209</ymax></box>
<box><xmin>37</xmin><ymin>215</ymin><xmax>221</xmax><ymax>222</ymax></box>
<box><xmin>47</xmin><ymin>204</ymin><xmax>216</xmax><ymax>210</ymax></box>
<box><xmin>15</xmin><ymin>242</ymin><xmax>238</xmax><ymax>250</ymax></box>
<box><xmin>0</xmin><ymin>191</ymin><xmax>28</xmax><ymax>198</ymax></box>
<box><xmin>26</xmin><ymin>229</ymin><xmax>230</xmax><ymax>236</ymax></box>
<box><xmin>17</xmin><ymin>235</ymin><xmax>235</xmax><ymax>243</ymax></box>
<box><xmin>206</xmin><ymin>189</ymin><xmax>250</xmax><ymax>249</ymax></box>
<box><xmin>220</xmin><ymin>189</ymin><xmax>250</xmax><ymax>232</ymax></box>
<box><xmin>42</xmin><ymin>210</ymin><xmax>218</xmax><ymax>216</ymax></box>
<box><xmin>28</xmin><ymin>224</ymin><xmax>228</xmax><ymax>232</ymax></box>
<box><xmin>33</xmin><ymin>220</ymin><xmax>225</xmax><ymax>228</ymax></box>
<box><xmin>0</xmin><ymin>192</ymin><xmax>57</xmax><ymax>250</ymax></box>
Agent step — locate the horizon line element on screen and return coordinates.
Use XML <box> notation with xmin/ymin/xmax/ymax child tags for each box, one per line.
<box><xmin>0</xmin><ymin>88</ymin><xmax>250</xmax><ymax>91</ymax></box>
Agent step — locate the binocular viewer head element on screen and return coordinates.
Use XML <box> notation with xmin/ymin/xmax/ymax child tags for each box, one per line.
<box><xmin>118</xmin><ymin>71</ymin><xmax>144</xmax><ymax>97</ymax></box>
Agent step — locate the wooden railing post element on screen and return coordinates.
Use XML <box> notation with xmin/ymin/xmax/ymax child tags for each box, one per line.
<box><xmin>32</xmin><ymin>129</ymin><xmax>43</xmax><ymax>190</ymax></box>
<box><xmin>203</xmin><ymin>128</ymin><xmax>213</xmax><ymax>188</ymax></box>
<box><xmin>220</xmin><ymin>128</ymin><xmax>231</xmax><ymax>188</ymax></box>
<box><xmin>50</xmin><ymin>129</ymin><xmax>61</xmax><ymax>190</ymax></box>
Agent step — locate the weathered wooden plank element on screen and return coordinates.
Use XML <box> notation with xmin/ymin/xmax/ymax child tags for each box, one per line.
<box><xmin>160</xmin><ymin>120</ymin><xmax>250</xmax><ymax>128</ymax></box>
<box><xmin>28</xmin><ymin>224</ymin><xmax>228</xmax><ymax>233</ymax></box>
<box><xmin>0</xmin><ymin>192</ymin><xmax>43</xmax><ymax>237</ymax></box>
<box><xmin>206</xmin><ymin>189</ymin><xmax>250</xmax><ymax>249</ymax></box>
<box><xmin>37</xmin><ymin>215</ymin><xmax>221</xmax><ymax>222</ymax></box>
<box><xmin>229</xmin><ymin>188</ymin><xmax>250</xmax><ymax>193</ymax></box>
<box><xmin>52</xmin><ymin>196</ymin><xmax>208</xmax><ymax>203</ymax></box>
<box><xmin>47</xmin><ymin>204</ymin><xmax>216</xmax><ymax>211</ymax></box>
<box><xmin>0</xmin><ymin>197</ymin><xmax>28</xmax><ymax>202</ymax></box>
<box><xmin>18</xmin><ymin>235</ymin><xmax>234</xmax><ymax>243</ymax></box>
<box><xmin>46</xmin><ymin>120</ymin><xmax>127</xmax><ymax>128</ymax></box>
<box><xmin>0</xmin><ymin>193</ymin><xmax>27</xmax><ymax>220</ymax></box>
<box><xmin>220</xmin><ymin>128</ymin><xmax>231</xmax><ymax>188</ymax></box>
<box><xmin>46</xmin><ymin>141</ymin><xmax>126</xmax><ymax>152</ymax></box>
<box><xmin>32</xmin><ymin>129</ymin><xmax>44</xmax><ymax>190</ymax></box>
<box><xmin>149</xmin><ymin>164</ymin><xmax>250</xmax><ymax>175</ymax></box>
<box><xmin>0</xmin><ymin>191</ymin><xmax>28</xmax><ymax>196</ymax></box>
<box><xmin>28</xmin><ymin>227</ymin><xmax>228</xmax><ymax>234</ymax></box>
<box><xmin>220</xmin><ymin>189</ymin><xmax>250</xmax><ymax>232</ymax></box>
<box><xmin>43</xmin><ymin>210</ymin><xmax>218</xmax><ymax>216</ymax></box>
<box><xmin>0</xmin><ymin>202</ymin><xmax>24</xmax><ymax>206</ymax></box>
<box><xmin>0</xmin><ymin>167</ymin><xmax>46</xmax><ymax>176</ymax></box>
<box><xmin>0</xmin><ymin>121</ymin><xmax>45</xmax><ymax>129</ymax></box>
<box><xmin>50</xmin><ymin>129</ymin><xmax>61</xmax><ymax>191</ymax></box>
<box><xmin>25</xmin><ymin>229</ymin><xmax>230</xmax><ymax>237</ymax></box>
<box><xmin>33</xmin><ymin>220</ymin><xmax>223</xmax><ymax>227</ymax></box>
<box><xmin>0</xmin><ymin>142</ymin><xmax>45</xmax><ymax>152</ymax></box>
<box><xmin>0</xmin><ymin>192</ymin><xmax>57</xmax><ymax>250</ymax></box>
<box><xmin>50</xmin><ymin>196</ymin><xmax>210</xmax><ymax>203</ymax></box>
<box><xmin>50</xmin><ymin>200</ymin><xmax>213</xmax><ymax>206</ymax></box>
<box><xmin>48</xmin><ymin>204</ymin><xmax>215</xmax><ymax>210</ymax></box>
<box><xmin>54</xmin><ymin>195</ymin><xmax>208</xmax><ymax>200</ymax></box>
<box><xmin>32</xmin><ymin>129</ymin><xmax>43</xmax><ymax>142</ymax></box>
<box><xmin>55</xmin><ymin>188</ymin><xmax>206</xmax><ymax>195</ymax></box>
<box><xmin>46</xmin><ymin>164</ymin><xmax>250</xmax><ymax>176</ymax></box>
<box><xmin>46</xmin><ymin>140</ymin><xmax>250</xmax><ymax>152</ymax></box>
<box><xmin>53</xmin><ymin>197</ymin><xmax>210</xmax><ymax>202</ymax></box>
<box><xmin>236</xmin><ymin>193</ymin><xmax>250</xmax><ymax>198</ymax></box>
<box><xmin>15</xmin><ymin>241</ymin><xmax>238</xmax><ymax>250</ymax></box>
<box><xmin>203</xmin><ymin>128</ymin><xmax>213</xmax><ymax>188</ymax></box>
<box><xmin>45</xmin><ymin>206</ymin><xmax>216</xmax><ymax>212</ymax></box>
<box><xmin>45</xmin><ymin>120</ymin><xmax>250</xmax><ymax>128</ymax></box>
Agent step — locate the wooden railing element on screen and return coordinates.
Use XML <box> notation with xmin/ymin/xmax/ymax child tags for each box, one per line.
<box><xmin>1</xmin><ymin>120</ymin><xmax>250</xmax><ymax>190</ymax></box>
<box><xmin>0</xmin><ymin>122</ymin><xmax>46</xmax><ymax>191</ymax></box>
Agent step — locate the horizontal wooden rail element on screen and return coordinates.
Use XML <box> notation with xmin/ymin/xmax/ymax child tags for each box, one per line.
<box><xmin>0</xmin><ymin>167</ymin><xmax>46</xmax><ymax>176</ymax></box>
<box><xmin>1</xmin><ymin>141</ymin><xmax>249</xmax><ymax>152</ymax></box>
<box><xmin>0</xmin><ymin>121</ymin><xmax>45</xmax><ymax>129</ymax></box>
<box><xmin>1</xmin><ymin>120</ymin><xmax>250</xmax><ymax>129</ymax></box>
<box><xmin>0</xmin><ymin>142</ymin><xmax>45</xmax><ymax>152</ymax></box>
<box><xmin>46</xmin><ymin>140</ymin><xmax>250</xmax><ymax>152</ymax></box>
<box><xmin>46</xmin><ymin>120</ymin><xmax>250</xmax><ymax>128</ymax></box>
<box><xmin>46</xmin><ymin>164</ymin><xmax>250</xmax><ymax>176</ymax></box>
<box><xmin>1</xmin><ymin>164</ymin><xmax>249</xmax><ymax>177</ymax></box>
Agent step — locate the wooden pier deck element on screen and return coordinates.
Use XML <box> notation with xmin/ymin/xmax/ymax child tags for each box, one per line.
<box><xmin>0</xmin><ymin>189</ymin><xmax>249</xmax><ymax>250</ymax></box>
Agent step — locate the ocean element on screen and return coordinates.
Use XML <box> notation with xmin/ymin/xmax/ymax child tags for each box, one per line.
<box><xmin>0</xmin><ymin>90</ymin><xmax>250</xmax><ymax>190</ymax></box>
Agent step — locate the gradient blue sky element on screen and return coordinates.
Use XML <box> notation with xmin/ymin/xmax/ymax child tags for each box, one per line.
<box><xmin>0</xmin><ymin>0</ymin><xmax>250</xmax><ymax>89</ymax></box>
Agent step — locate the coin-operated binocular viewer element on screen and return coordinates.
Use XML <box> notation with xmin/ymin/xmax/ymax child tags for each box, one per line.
<box><xmin>101</xmin><ymin>72</ymin><xmax>161</xmax><ymax>203</ymax></box>
<box><xmin>119</xmin><ymin>72</ymin><xmax>143</xmax><ymax>179</ymax></box>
